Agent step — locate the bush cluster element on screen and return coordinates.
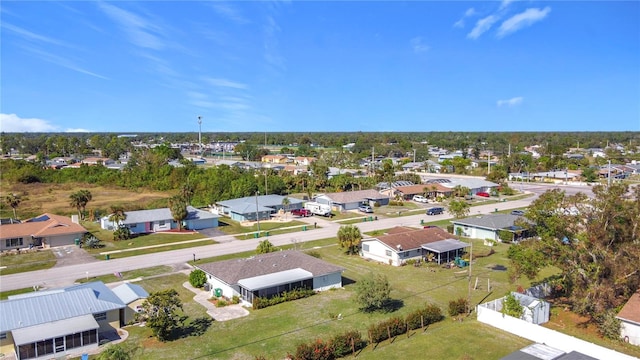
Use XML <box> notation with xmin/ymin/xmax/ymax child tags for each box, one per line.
<box><xmin>448</xmin><ymin>297</ymin><xmax>468</xmax><ymax>316</ymax></box>
<box><xmin>368</xmin><ymin>303</ymin><xmax>443</xmax><ymax>344</ymax></box>
<box><xmin>388</xmin><ymin>200</ymin><xmax>404</xmax><ymax>206</ymax></box>
<box><xmin>252</xmin><ymin>288</ymin><xmax>315</xmax><ymax>310</ymax></box>
<box><xmin>291</xmin><ymin>330</ymin><xmax>366</xmax><ymax>360</ymax></box>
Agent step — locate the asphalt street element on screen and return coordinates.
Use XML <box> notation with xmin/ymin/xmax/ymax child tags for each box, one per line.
<box><xmin>0</xmin><ymin>193</ymin><xmax>558</xmax><ymax>292</ymax></box>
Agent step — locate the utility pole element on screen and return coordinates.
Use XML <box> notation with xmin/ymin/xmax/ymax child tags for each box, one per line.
<box><xmin>467</xmin><ymin>242</ymin><xmax>473</xmax><ymax>315</ymax></box>
<box><xmin>487</xmin><ymin>150</ymin><xmax>491</xmax><ymax>174</ymax></box>
<box><xmin>255</xmin><ymin>191</ymin><xmax>261</xmax><ymax>234</ymax></box>
<box><xmin>197</xmin><ymin>116</ymin><xmax>202</xmax><ymax>155</ymax></box>
<box><xmin>608</xmin><ymin>160</ymin><xmax>612</xmax><ymax>187</ymax></box>
<box><xmin>413</xmin><ymin>149</ymin><xmax>416</xmax><ymax>163</ymax></box>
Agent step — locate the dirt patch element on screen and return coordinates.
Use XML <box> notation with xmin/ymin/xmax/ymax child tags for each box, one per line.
<box><xmin>544</xmin><ymin>306</ymin><xmax>600</xmax><ymax>336</ymax></box>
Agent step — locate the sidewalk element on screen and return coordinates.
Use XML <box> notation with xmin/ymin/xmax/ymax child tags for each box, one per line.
<box><xmin>182</xmin><ymin>281</ymin><xmax>249</xmax><ymax>321</ymax></box>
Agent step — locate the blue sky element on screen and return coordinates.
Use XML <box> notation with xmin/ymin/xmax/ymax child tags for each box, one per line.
<box><xmin>1</xmin><ymin>1</ymin><xmax>639</xmax><ymax>133</ymax></box>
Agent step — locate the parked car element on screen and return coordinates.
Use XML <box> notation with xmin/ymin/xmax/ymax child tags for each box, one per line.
<box><xmin>358</xmin><ymin>205</ymin><xmax>374</xmax><ymax>213</ymax></box>
<box><xmin>476</xmin><ymin>192</ymin><xmax>490</xmax><ymax>197</ymax></box>
<box><xmin>426</xmin><ymin>207</ymin><xmax>444</xmax><ymax>215</ymax></box>
<box><xmin>511</xmin><ymin>210</ymin><xmax>525</xmax><ymax>216</ymax></box>
<box><xmin>412</xmin><ymin>195</ymin><xmax>429</xmax><ymax>203</ymax></box>
<box><xmin>291</xmin><ymin>208</ymin><xmax>312</xmax><ymax>217</ymax></box>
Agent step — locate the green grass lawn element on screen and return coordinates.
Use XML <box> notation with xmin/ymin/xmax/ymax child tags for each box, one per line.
<box><xmin>120</xmin><ymin>238</ymin><xmax>549</xmax><ymax>360</ymax></box>
<box><xmin>76</xmin><ymin>265</ymin><xmax>175</xmax><ymax>284</ymax></box>
<box><xmin>0</xmin><ymin>249</ymin><xmax>57</xmax><ymax>275</ymax></box>
<box><xmin>0</xmin><ymin>287</ymin><xmax>36</xmax><ymax>300</ymax></box>
<box><xmin>218</xmin><ymin>218</ymin><xmax>307</xmax><ymax>236</ymax></box>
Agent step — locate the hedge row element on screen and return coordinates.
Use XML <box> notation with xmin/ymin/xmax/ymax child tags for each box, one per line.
<box><xmin>290</xmin><ymin>330</ymin><xmax>366</xmax><ymax>360</ymax></box>
<box><xmin>368</xmin><ymin>303</ymin><xmax>444</xmax><ymax>344</ymax></box>
<box><xmin>252</xmin><ymin>288</ymin><xmax>316</xmax><ymax>310</ymax></box>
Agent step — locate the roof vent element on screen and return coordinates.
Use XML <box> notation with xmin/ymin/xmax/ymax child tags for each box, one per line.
<box><xmin>273</xmin><ymin>264</ymin><xmax>277</xmax><ymax>267</ymax></box>
<box><xmin>397</xmin><ymin>244</ymin><xmax>403</xmax><ymax>251</ymax></box>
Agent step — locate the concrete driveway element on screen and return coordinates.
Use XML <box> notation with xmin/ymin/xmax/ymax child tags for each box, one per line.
<box><xmin>182</xmin><ymin>282</ymin><xmax>249</xmax><ymax>321</ymax></box>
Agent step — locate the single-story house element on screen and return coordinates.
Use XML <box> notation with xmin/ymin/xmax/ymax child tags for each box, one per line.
<box><xmin>314</xmin><ymin>189</ymin><xmax>390</xmax><ymax>211</ymax></box>
<box><xmin>0</xmin><ymin>213</ymin><xmax>87</xmax><ymax>251</ymax></box>
<box><xmin>451</xmin><ymin>214</ymin><xmax>529</xmax><ymax>242</ymax></box>
<box><xmin>441</xmin><ymin>178</ymin><xmax>499</xmax><ymax>195</ymax></box>
<box><xmin>0</xmin><ymin>281</ymin><xmax>146</xmax><ymax>360</ymax></box>
<box><xmin>500</xmin><ymin>344</ymin><xmax>597</xmax><ymax>360</ymax></box>
<box><xmin>391</xmin><ymin>183</ymin><xmax>453</xmax><ymax>200</ymax></box>
<box><xmin>195</xmin><ymin>250</ymin><xmax>344</xmax><ymax>305</ymax></box>
<box><xmin>360</xmin><ymin>226</ymin><xmax>469</xmax><ymax>266</ymax></box>
<box><xmin>111</xmin><ymin>283</ymin><xmax>149</xmax><ymax>325</ymax></box>
<box><xmin>215</xmin><ymin>195</ymin><xmax>304</xmax><ymax>222</ymax></box>
<box><xmin>100</xmin><ymin>206</ymin><xmax>219</xmax><ymax>233</ymax></box>
<box><xmin>261</xmin><ymin>155</ymin><xmax>289</xmax><ymax>164</ymax></box>
<box><xmin>617</xmin><ymin>291</ymin><xmax>640</xmax><ymax>346</ymax></box>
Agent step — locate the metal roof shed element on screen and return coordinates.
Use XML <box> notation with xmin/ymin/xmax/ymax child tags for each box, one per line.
<box><xmin>12</xmin><ymin>314</ymin><xmax>99</xmax><ymax>346</ymax></box>
<box><xmin>422</xmin><ymin>239</ymin><xmax>470</xmax><ymax>264</ymax></box>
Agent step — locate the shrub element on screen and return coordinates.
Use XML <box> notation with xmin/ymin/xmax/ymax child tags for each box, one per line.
<box><xmin>189</xmin><ymin>269</ymin><xmax>207</xmax><ymax>288</ymax></box>
<box><xmin>368</xmin><ymin>316</ymin><xmax>406</xmax><ymax>343</ymax></box>
<box><xmin>252</xmin><ymin>288</ymin><xmax>316</xmax><ymax>309</ymax></box>
<box><xmin>231</xmin><ymin>295</ymin><xmax>240</xmax><ymax>304</ymax></box>
<box><xmin>216</xmin><ymin>299</ymin><xmax>228</xmax><ymax>307</ymax></box>
<box><xmin>448</xmin><ymin>297</ymin><xmax>468</xmax><ymax>317</ymax></box>
<box><xmin>331</xmin><ymin>330</ymin><xmax>366</xmax><ymax>358</ymax></box>
<box><xmin>294</xmin><ymin>339</ymin><xmax>333</xmax><ymax>360</ymax></box>
<box><xmin>406</xmin><ymin>303</ymin><xmax>444</xmax><ymax>330</ymax></box>
<box><xmin>305</xmin><ymin>250</ymin><xmax>321</xmax><ymax>258</ymax></box>
<box><xmin>596</xmin><ymin>309</ymin><xmax>621</xmax><ymax>340</ymax></box>
<box><xmin>113</xmin><ymin>225</ymin><xmax>131</xmax><ymax>241</ymax></box>
<box><xmin>502</xmin><ymin>293</ymin><xmax>524</xmax><ymax>319</ymax></box>
<box><xmin>446</xmin><ymin>224</ymin><xmax>454</xmax><ymax>234</ymax></box>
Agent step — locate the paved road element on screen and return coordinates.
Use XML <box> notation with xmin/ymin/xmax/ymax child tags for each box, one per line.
<box><xmin>0</xmin><ymin>195</ymin><xmax>538</xmax><ymax>292</ymax></box>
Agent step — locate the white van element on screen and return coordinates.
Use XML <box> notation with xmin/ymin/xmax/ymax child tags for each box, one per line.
<box><xmin>412</xmin><ymin>195</ymin><xmax>428</xmax><ymax>203</ymax></box>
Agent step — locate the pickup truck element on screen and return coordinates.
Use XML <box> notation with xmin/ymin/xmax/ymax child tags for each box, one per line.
<box><xmin>291</xmin><ymin>208</ymin><xmax>312</xmax><ymax>217</ymax></box>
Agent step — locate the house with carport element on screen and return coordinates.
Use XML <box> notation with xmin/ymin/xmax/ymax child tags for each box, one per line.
<box><xmin>617</xmin><ymin>291</ymin><xmax>640</xmax><ymax>346</ymax></box>
<box><xmin>392</xmin><ymin>183</ymin><xmax>453</xmax><ymax>201</ymax></box>
<box><xmin>0</xmin><ymin>213</ymin><xmax>86</xmax><ymax>251</ymax></box>
<box><xmin>451</xmin><ymin>214</ymin><xmax>529</xmax><ymax>242</ymax></box>
<box><xmin>100</xmin><ymin>206</ymin><xmax>219</xmax><ymax>234</ymax></box>
<box><xmin>314</xmin><ymin>189</ymin><xmax>389</xmax><ymax>212</ymax></box>
<box><xmin>360</xmin><ymin>226</ymin><xmax>469</xmax><ymax>266</ymax></box>
<box><xmin>195</xmin><ymin>250</ymin><xmax>344</xmax><ymax>306</ymax></box>
<box><xmin>0</xmin><ymin>281</ymin><xmax>147</xmax><ymax>360</ymax></box>
<box><xmin>215</xmin><ymin>194</ymin><xmax>304</xmax><ymax>222</ymax></box>
<box><xmin>111</xmin><ymin>283</ymin><xmax>149</xmax><ymax>325</ymax></box>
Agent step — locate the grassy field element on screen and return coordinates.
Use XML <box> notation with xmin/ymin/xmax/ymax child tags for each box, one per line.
<box><xmin>0</xmin><ymin>287</ymin><xmax>36</xmax><ymax>300</ymax></box>
<box><xmin>76</xmin><ymin>265</ymin><xmax>175</xmax><ymax>284</ymax></box>
<box><xmin>119</xmin><ymin>239</ymin><xmax>548</xmax><ymax>360</ymax></box>
<box><xmin>218</xmin><ymin>218</ymin><xmax>308</xmax><ymax>236</ymax></box>
<box><xmin>1</xmin><ymin>183</ymin><xmax>171</xmax><ymax>219</ymax></box>
<box><xmin>0</xmin><ymin>249</ymin><xmax>57</xmax><ymax>275</ymax></box>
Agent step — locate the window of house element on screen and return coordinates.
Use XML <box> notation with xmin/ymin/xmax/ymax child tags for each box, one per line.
<box><xmin>385</xmin><ymin>250</ymin><xmax>392</xmax><ymax>257</ymax></box>
<box><xmin>0</xmin><ymin>332</ymin><xmax>6</xmax><ymax>339</ymax></box>
<box><xmin>93</xmin><ymin>312</ymin><xmax>107</xmax><ymax>321</ymax></box>
<box><xmin>5</xmin><ymin>237</ymin><xmax>23</xmax><ymax>247</ymax></box>
<box><xmin>159</xmin><ymin>220</ymin><xmax>165</xmax><ymax>226</ymax></box>
<box><xmin>362</xmin><ymin>244</ymin><xmax>369</xmax><ymax>252</ymax></box>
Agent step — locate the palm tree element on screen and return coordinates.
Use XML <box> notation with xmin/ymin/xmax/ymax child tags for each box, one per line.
<box><xmin>168</xmin><ymin>195</ymin><xmax>187</xmax><ymax>231</ymax></box>
<box><xmin>108</xmin><ymin>206</ymin><xmax>127</xmax><ymax>227</ymax></box>
<box><xmin>69</xmin><ymin>190</ymin><xmax>92</xmax><ymax>220</ymax></box>
<box><xmin>4</xmin><ymin>193</ymin><xmax>21</xmax><ymax>219</ymax></box>
<box><xmin>281</xmin><ymin>197</ymin><xmax>290</xmax><ymax>219</ymax></box>
<box><xmin>337</xmin><ymin>225</ymin><xmax>362</xmax><ymax>255</ymax></box>
<box><xmin>180</xmin><ymin>183</ymin><xmax>194</xmax><ymax>205</ymax></box>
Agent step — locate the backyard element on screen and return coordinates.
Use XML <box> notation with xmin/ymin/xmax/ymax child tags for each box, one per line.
<box><xmin>109</xmin><ymin>239</ymin><xmax>544</xmax><ymax>360</ymax></box>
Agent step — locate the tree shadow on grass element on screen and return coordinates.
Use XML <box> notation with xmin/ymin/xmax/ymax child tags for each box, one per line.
<box><xmin>174</xmin><ymin>317</ymin><xmax>214</xmax><ymax>340</ymax></box>
<box><xmin>382</xmin><ymin>299</ymin><xmax>404</xmax><ymax>313</ymax></box>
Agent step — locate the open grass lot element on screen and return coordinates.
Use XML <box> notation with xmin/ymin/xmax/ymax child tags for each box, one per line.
<box><xmin>0</xmin><ymin>287</ymin><xmax>36</xmax><ymax>300</ymax></box>
<box><xmin>0</xmin><ymin>249</ymin><xmax>56</xmax><ymax>275</ymax></box>
<box><xmin>76</xmin><ymin>265</ymin><xmax>175</xmax><ymax>284</ymax></box>
<box><xmin>218</xmin><ymin>218</ymin><xmax>308</xmax><ymax>237</ymax></box>
<box><xmin>1</xmin><ymin>183</ymin><xmax>170</xmax><ymax>219</ymax></box>
<box><xmin>121</xmin><ymin>239</ymin><xmax>549</xmax><ymax>360</ymax></box>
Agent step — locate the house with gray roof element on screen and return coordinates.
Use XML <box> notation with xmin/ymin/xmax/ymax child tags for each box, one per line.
<box><xmin>442</xmin><ymin>178</ymin><xmax>499</xmax><ymax>195</ymax></box>
<box><xmin>100</xmin><ymin>206</ymin><xmax>219</xmax><ymax>234</ymax></box>
<box><xmin>111</xmin><ymin>283</ymin><xmax>149</xmax><ymax>325</ymax></box>
<box><xmin>195</xmin><ymin>250</ymin><xmax>344</xmax><ymax>305</ymax></box>
<box><xmin>215</xmin><ymin>194</ymin><xmax>304</xmax><ymax>222</ymax></box>
<box><xmin>314</xmin><ymin>189</ymin><xmax>390</xmax><ymax>211</ymax></box>
<box><xmin>0</xmin><ymin>281</ymin><xmax>143</xmax><ymax>360</ymax></box>
<box><xmin>451</xmin><ymin>213</ymin><xmax>529</xmax><ymax>242</ymax></box>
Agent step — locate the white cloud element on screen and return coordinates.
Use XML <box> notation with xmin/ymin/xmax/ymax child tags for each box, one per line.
<box><xmin>2</xmin><ymin>23</ymin><xmax>66</xmax><ymax>46</ymax></box>
<box><xmin>465</xmin><ymin>8</ymin><xmax>477</xmax><ymax>17</ymax></box>
<box><xmin>97</xmin><ymin>2</ymin><xmax>166</xmax><ymax>50</ymax></box>
<box><xmin>21</xmin><ymin>46</ymin><xmax>108</xmax><ymax>79</ymax></box>
<box><xmin>65</xmin><ymin>128</ymin><xmax>91</xmax><ymax>133</ymax></box>
<box><xmin>499</xmin><ymin>0</ymin><xmax>516</xmax><ymax>11</ymax></box>
<box><xmin>210</xmin><ymin>2</ymin><xmax>249</xmax><ymax>24</ymax></box>
<box><xmin>497</xmin><ymin>97</ymin><xmax>524</xmax><ymax>107</ymax></box>
<box><xmin>453</xmin><ymin>7</ymin><xmax>476</xmax><ymax>28</ymax></box>
<box><xmin>467</xmin><ymin>15</ymin><xmax>499</xmax><ymax>39</ymax></box>
<box><xmin>204</xmin><ymin>78</ymin><xmax>248</xmax><ymax>89</ymax></box>
<box><xmin>497</xmin><ymin>7</ymin><xmax>551</xmax><ymax>38</ymax></box>
<box><xmin>453</xmin><ymin>19</ymin><xmax>465</xmax><ymax>29</ymax></box>
<box><xmin>410</xmin><ymin>37</ymin><xmax>430</xmax><ymax>53</ymax></box>
<box><xmin>0</xmin><ymin>113</ymin><xmax>59</xmax><ymax>132</ymax></box>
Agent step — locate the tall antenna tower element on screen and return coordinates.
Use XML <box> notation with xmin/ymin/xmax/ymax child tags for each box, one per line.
<box><xmin>197</xmin><ymin>115</ymin><xmax>202</xmax><ymax>155</ymax></box>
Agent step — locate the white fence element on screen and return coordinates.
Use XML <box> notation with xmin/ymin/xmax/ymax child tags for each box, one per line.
<box><xmin>477</xmin><ymin>305</ymin><xmax>639</xmax><ymax>360</ymax></box>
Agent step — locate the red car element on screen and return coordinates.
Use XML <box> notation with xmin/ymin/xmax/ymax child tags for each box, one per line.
<box><xmin>291</xmin><ymin>208</ymin><xmax>312</xmax><ymax>217</ymax></box>
<box><xmin>476</xmin><ymin>192</ymin><xmax>490</xmax><ymax>197</ymax></box>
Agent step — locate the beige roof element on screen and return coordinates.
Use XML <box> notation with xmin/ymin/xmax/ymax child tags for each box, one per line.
<box><xmin>322</xmin><ymin>189</ymin><xmax>389</xmax><ymax>204</ymax></box>
<box><xmin>617</xmin><ymin>292</ymin><xmax>640</xmax><ymax>324</ymax></box>
<box><xmin>0</xmin><ymin>213</ymin><xmax>86</xmax><ymax>239</ymax></box>
<box><xmin>196</xmin><ymin>250</ymin><xmax>344</xmax><ymax>285</ymax></box>
<box><xmin>364</xmin><ymin>227</ymin><xmax>457</xmax><ymax>252</ymax></box>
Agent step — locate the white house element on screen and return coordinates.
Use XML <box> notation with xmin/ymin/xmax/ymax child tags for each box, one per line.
<box><xmin>617</xmin><ymin>291</ymin><xmax>640</xmax><ymax>346</ymax></box>
<box><xmin>195</xmin><ymin>250</ymin><xmax>344</xmax><ymax>306</ymax></box>
<box><xmin>451</xmin><ymin>214</ymin><xmax>528</xmax><ymax>242</ymax></box>
<box><xmin>360</xmin><ymin>226</ymin><xmax>468</xmax><ymax>266</ymax></box>
<box><xmin>100</xmin><ymin>206</ymin><xmax>219</xmax><ymax>234</ymax></box>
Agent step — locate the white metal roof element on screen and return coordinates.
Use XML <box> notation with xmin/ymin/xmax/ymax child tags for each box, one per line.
<box><xmin>238</xmin><ymin>268</ymin><xmax>313</xmax><ymax>291</ymax></box>
<box><xmin>112</xmin><ymin>283</ymin><xmax>149</xmax><ymax>304</ymax></box>
<box><xmin>421</xmin><ymin>239</ymin><xmax>470</xmax><ymax>253</ymax></box>
<box><xmin>12</xmin><ymin>314</ymin><xmax>98</xmax><ymax>346</ymax></box>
